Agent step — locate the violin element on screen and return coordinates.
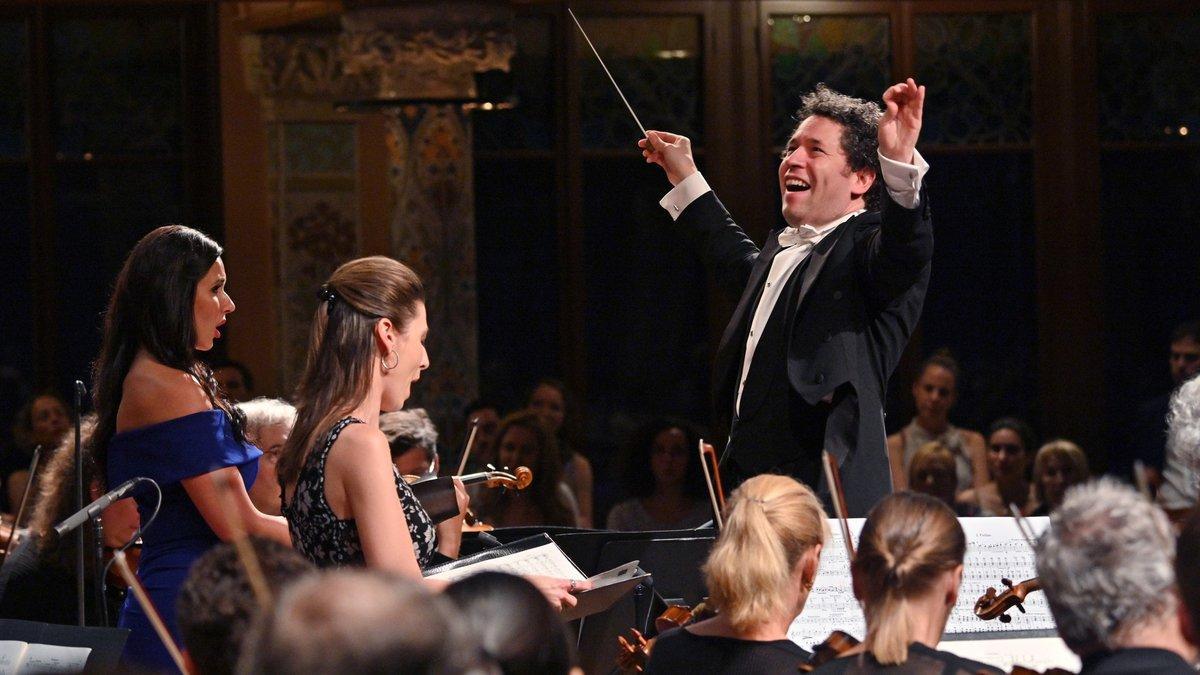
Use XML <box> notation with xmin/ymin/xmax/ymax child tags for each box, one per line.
<box><xmin>799</xmin><ymin>630</ymin><xmax>861</xmax><ymax>672</ymax></box>
<box><xmin>615</xmin><ymin>599</ymin><xmax>717</xmax><ymax>673</ymax></box>
<box><xmin>974</xmin><ymin>576</ymin><xmax>1042</xmax><ymax>622</ymax></box>
<box><xmin>405</xmin><ymin>466</ymin><xmax>532</xmax><ymax>524</ymax></box>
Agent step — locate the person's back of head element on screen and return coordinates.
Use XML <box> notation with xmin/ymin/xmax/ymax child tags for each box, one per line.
<box><xmin>380</xmin><ymin>408</ymin><xmax>439</xmax><ymax>463</ymax></box>
<box><xmin>444</xmin><ymin>572</ymin><xmax>575</xmax><ymax>674</ymax></box>
<box><xmin>907</xmin><ymin>441</ymin><xmax>958</xmax><ymax>506</ymax></box>
<box><xmin>703</xmin><ymin>474</ymin><xmax>828</xmax><ymax>632</ymax></box>
<box><xmin>853</xmin><ymin>491</ymin><xmax>966</xmax><ymax>665</ymax></box>
<box><xmin>239</xmin><ymin>569</ymin><xmax>481</xmax><ymax>675</ymax></box>
<box><xmin>1037</xmin><ymin>477</ymin><xmax>1179</xmax><ymax>656</ymax></box>
<box><xmin>177</xmin><ymin>537</ymin><xmax>313</xmax><ymax>675</ymax></box>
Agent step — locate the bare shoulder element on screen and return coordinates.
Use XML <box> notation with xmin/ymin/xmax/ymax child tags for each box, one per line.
<box><xmin>886</xmin><ymin>433</ymin><xmax>904</xmax><ymax>451</ymax></box>
<box><xmin>117</xmin><ymin>358</ymin><xmax>211</xmax><ymax>431</ymax></box>
<box><xmin>572</xmin><ymin>452</ymin><xmax>593</xmax><ymax>476</ymax></box>
<box><xmin>961</xmin><ymin>429</ymin><xmax>986</xmax><ymax>449</ymax></box>
<box><xmin>326</xmin><ymin>423</ymin><xmax>392</xmax><ymax>481</ymax></box>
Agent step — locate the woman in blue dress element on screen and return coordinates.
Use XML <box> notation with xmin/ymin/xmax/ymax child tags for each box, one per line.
<box><xmin>92</xmin><ymin>225</ymin><xmax>291</xmax><ymax>672</ymax></box>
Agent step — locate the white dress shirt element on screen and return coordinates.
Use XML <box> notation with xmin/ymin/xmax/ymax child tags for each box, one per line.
<box><xmin>659</xmin><ymin>149</ymin><xmax>930</xmax><ymax>413</ymax></box>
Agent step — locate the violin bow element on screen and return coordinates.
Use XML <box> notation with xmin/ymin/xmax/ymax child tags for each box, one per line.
<box><xmin>0</xmin><ymin>445</ymin><xmax>41</xmax><ymax>567</ymax></box>
<box><xmin>111</xmin><ymin>550</ymin><xmax>188</xmax><ymax>673</ymax></box>
<box><xmin>455</xmin><ymin>418</ymin><xmax>480</xmax><ymax>477</ymax></box>
<box><xmin>211</xmin><ymin>472</ymin><xmax>272</xmax><ymax>610</ymax></box>
<box><xmin>822</xmin><ymin>450</ymin><xmax>855</xmax><ymax>560</ymax></box>
<box><xmin>698</xmin><ymin>440</ymin><xmax>724</xmax><ymax>529</ymax></box>
<box><xmin>1008</xmin><ymin>503</ymin><xmax>1037</xmax><ymax>553</ymax></box>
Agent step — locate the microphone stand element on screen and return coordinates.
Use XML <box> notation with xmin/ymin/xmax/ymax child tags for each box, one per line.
<box><xmin>74</xmin><ymin>380</ymin><xmax>86</xmax><ymax>627</ymax></box>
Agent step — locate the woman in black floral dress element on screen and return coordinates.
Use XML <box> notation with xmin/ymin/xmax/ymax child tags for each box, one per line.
<box><xmin>276</xmin><ymin>257</ymin><xmax>578</xmax><ymax>607</ymax></box>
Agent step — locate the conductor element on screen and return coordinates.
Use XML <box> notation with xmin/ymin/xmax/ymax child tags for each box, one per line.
<box><xmin>640</xmin><ymin>80</ymin><xmax>931</xmax><ymax>516</ymax></box>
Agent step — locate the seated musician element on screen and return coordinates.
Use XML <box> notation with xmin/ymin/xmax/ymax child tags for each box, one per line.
<box><xmin>472</xmin><ymin>409</ymin><xmax>580</xmax><ymax>528</ymax></box>
<box><xmin>176</xmin><ymin>537</ymin><xmax>313</xmax><ymax>675</ymax></box>
<box><xmin>380</xmin><ymin>407</ymin><xmax>440</xmax><ymax>479</ymax></box>
<box><xmin>645</xmin><ymin>474</ymin><xmax>826</xmax><ymax>674</ymax></box>
<box><xmin>1037</xmin><ymin>478</ymin><xmax>1197</xmax><ymax>674</ymax></box>
<box><xmin>237</xmin><ymin>569</ymin><xmax>485</xmax><ymax>674</ymax></box>
<box><xmin>814</xmin><ymin>492</ymin><xmax>1002</xmax><ymax>674</ymax></box>
<box><xmin>236</xmin><ymin>397</ymin><xmax>296</xmax><ymax>517</ymax></box>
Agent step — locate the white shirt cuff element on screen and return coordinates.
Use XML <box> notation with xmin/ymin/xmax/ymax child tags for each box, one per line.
<box><xmin>659</xmin><ymin>171</ymin><xmax>712</xmax><ymax>221</ymax></box>
<box><xmin>878</xmin><ymin>148</ymin><xmax>929</xmax><ymax>210</ymax></box>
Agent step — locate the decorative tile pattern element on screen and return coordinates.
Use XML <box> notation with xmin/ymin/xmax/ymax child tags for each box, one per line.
<box><xmin>914</xmin><ymin>14</ymin><xmax>1032</xmax><ymax>145</ymax></box>
<box><xmin>770</xmin><ymin>14</ymin><xmax>891</xmax><ymax>148</ymax></box>
<box><xmin>1097</xmin><ymin>14</ymin><xmax>1200</xmax><ymax>142</ymax></box>
<box><xmin>386</xmin><ymin>106</ymin><xmax>478</xmax><ymax>444</ymax></box>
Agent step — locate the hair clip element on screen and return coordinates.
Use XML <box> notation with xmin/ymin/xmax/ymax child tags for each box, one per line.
<box><xmin>318</xmin><ymin>284</ymin><xmax>338</xmax><ymax>305</ymax></box>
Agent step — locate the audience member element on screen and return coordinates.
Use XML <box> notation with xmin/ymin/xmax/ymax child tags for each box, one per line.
<box><xmin>176</xmin><ymin>537</ymin><xmax>314</xmax><ymax>675</ymax></box>
<box><xmin>1037</xmin><ymin>478</ymin><xmax>1196</xmax><ymax>673</ymax></box>
<box><xmin>444</xmin><ymin>572</ymin><xmax>579</xmax><ymax>675</ymax></box>
<box><xmin>474</xmin><ymin>410</ymin><xmax>578</xmax><ymax>528</ymax></box>
<box><xmin>463</xmin><ymin>399</ymin><xmax>502</xmax><ymax>472</ymax></box>
<box><xmin>1030</xmin><ymin>440</ymin><xmax>1089</xmax><ymax>517</ymax></box>
<box><xmin>1129</xmin><ymin>320</ymin><xmax>1200</xmax><ymax>489</ymax></box>
<box><xmin>906</xmin><ymin>441</ymin><xmax>978</xmax><ymax>516</ymax></box>
<box><xmin>607</xmin><ymin>418</ymin><xmax>713</xmax><ymax>531</ymax></box>
<box><xmin>380</xmin><ymin>408</ymin><xmax>439</xmax><ymax>479</ymax></box>
<box><xmin>814</xmin><ymin>492</ymin><xmax>1001</xmax><ymax>674</ymax></box>
<box><xmin>958</xmin><ymin>417</ymin><xmax>1037</xmax><ymax>516</ymax></box>
<box><xmin>1159</xmin><ymin>376</ymin><xmax>1200</xmax><ymax>519</ymax></box>
<box><xmin>238</xmin><ymin>569</ymin><xmax>484</xmax><ymax>674</ymax></box>
<box><xmin>646</xmin><ymin>475</ymin><xmax>826</xmax><ymax>674</ymax></box>
<box><xmin>529</xmin><ymin>379</ymin><xmax>594</xmax><ymax>527</ymax></box>
<box><xmin>887</xmin><ymin>352</ymin><xmax>987</xmax><ymax>495</ymax></box>
<box><xmin>211</xmin><ymin>358</ymin><xmax>255</xmax><ymax>404</ymax></box>
<box><xmin>237</xmin><ymin>397</ymin><xmax>296</xmax><ymax>517</ymax></box>
<box><xmin>4</xmin><ymin>392</ymin><xmax>70</xmax><ymax>512</ymax></box>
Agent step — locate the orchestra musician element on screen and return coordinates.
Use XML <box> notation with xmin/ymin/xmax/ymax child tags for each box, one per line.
<box><xmin>1036</xmin><ymin>478</ymin><xmax>1196</xmax><ymax>674</ymax></box>
<box><xmin>92</xmin><ymin>225</ymin><xmax>291</xmax><ymax>671</ymax></box>
<box><xmin>645</xmin><ymin>474</ymin><xmax>827</xmax><ymax>674</ymax></box>
<box><xmin>276</xmin><ymin>257</ymin><xmax>578</xmax><ymax>606</ymax></box>
<box><xmin>813</xmin><ymin>491</ymin><xmax>1002</xmax><ymax>674</ymax></box>
<box><xmin>639</xmin><ymin>80</ymin><xmax>931</xmax><ymax>516</ymax></box>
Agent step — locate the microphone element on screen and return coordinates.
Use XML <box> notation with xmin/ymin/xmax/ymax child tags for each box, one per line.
<box><xmin>52</xmin><ymin>477</ymin><xmax>147</xmax><ymax>538</ymax></box>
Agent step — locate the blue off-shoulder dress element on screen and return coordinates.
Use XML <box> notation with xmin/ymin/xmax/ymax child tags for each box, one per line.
<box><xmin>107</xmin><ymin>410</ymin><xmax>261</xmax><ymax>673</ymax></box>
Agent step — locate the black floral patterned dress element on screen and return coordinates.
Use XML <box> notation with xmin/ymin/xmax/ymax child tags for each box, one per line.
<box><xmin>283</xmin><ymin>416</ymin><xmax>437</xmax><ymax>568</ymax></box>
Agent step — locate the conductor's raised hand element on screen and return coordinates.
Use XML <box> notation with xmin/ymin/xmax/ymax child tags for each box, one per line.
<box><xmin>639</xmin><ymin>131</ymin><xmax>697</xmax><ymax>187</ymax></box>
<box><xmin>879</xmin><ymin>78</ymin><xmax>925</xmax><ymax>164</ymax></box>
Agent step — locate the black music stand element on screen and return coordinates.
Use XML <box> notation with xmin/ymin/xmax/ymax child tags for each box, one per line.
<box><xmin>0</xmin><ymin>618</ymin><xmax>127</xmax><ymax>672</ymax></box>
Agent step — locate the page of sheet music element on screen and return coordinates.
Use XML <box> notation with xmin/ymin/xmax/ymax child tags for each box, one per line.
<box><xmin>939</xmin><ymin>637</ymin><xmax>1080</xmax><ymax>673</ymax></box>
<box><xmin>425</xmin><ymin>542</ymin><xmax>586</xmax><ymax>583</ymax></box>
<box><xmin>789</xmin><ymin>517</ymin><xmax>1053</xmax><ymax>650</ymax></box>
<box><xmin>0</xmin><ymin>642</ymin><xmax>91</xmax><ymax>675</ymax></box>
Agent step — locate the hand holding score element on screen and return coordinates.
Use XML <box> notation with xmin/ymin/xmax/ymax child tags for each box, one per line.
<box><xmin>528</xmin><ymin>575</ymin><xmax>592</xmax><ymax>610</ymax></box>
<box><xmin>639</xmin><ymin>130</ymin><xmax>697</xmax><ymax>187</ymax></box>
<box><xmin>878</xmin><ymin>78</ymin><xmax>925</xmax><ymax>164</ymax></box>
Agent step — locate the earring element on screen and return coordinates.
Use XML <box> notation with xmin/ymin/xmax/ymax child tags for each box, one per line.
<box><xmin>382</xmin><ymin>351</ymin><xmax>399</xmax><ymax>371</ymax></box>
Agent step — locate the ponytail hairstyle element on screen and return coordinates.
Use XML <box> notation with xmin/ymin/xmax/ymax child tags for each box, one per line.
<box><xmin>276</xmin><ymin>256</ymin><xmax>424</xmax><ymax>492</ymax></box>
<box><xmin>853</xmin><ymin>492</ymin><xmax>966</xmax><ymax>665</ymax></box>
<box><xmin>92</xmin><ymin>225</ymin><xmax>241</xmax><ymax>486</ymax></box>
<box><xmin>702</xmin><ymin>475</ymin><xmax>828</xmax><ymax>632</ymax></box>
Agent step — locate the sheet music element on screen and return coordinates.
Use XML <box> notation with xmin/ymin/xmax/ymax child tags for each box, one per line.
<box><xmin>0</xmin><ymin>642</ymin><xmax>91</xmax><ymax>675</ymax></box>
<box><xmin>789</xmin><ymin>517</ymin><xmax>1053</xmax><ymax>650</ymax></box>
<box><xmin>938</xmin><ymin>637</ymin><xmax>1080</xmax><ymax>673</ymax></box>
<box><xmin>425</xmin><ymin>542</ymin><xmax>586</xmax><ymax>583</ymax></box>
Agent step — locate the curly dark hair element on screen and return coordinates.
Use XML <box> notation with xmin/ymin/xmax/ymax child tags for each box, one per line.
<box><xmin>793</xmin><ymin>84</ymin><xmax>884</xmax><ymax>211</ymax></box>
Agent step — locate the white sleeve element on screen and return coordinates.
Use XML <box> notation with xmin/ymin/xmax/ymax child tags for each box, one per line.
<box><xmin>878</xmin><ymin>148</ymin><xmax>930</xmax><ymax>210</ymax></box>
<box><xmin>658</xmin><ymin>171</ymin><xmax>713</xmax><ymax>221</ymax></box>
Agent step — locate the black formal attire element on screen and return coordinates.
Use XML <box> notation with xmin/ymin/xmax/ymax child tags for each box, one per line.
<box><xmin>669</xmin><ymin>170</ymin><xmax>932</xmax><ymax>516</ymax></box>
<box><xmin>645</xmin><ymin>626</ymin><xmax>811</xmax><ymax>674</ymax></box>
<box><xmin>812</xmin><ymin>642</ymin><xmax>1003</xmax><ymax>674</ymax></box>
<box><xmin>1079</xmin><ymin>647</ymin><xmax>1195</xmax><ymax>675</ymax></box>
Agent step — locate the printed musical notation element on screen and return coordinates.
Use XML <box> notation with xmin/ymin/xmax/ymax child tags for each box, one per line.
<box><xmin>788</xmin><ymin>517</ymin><xmax>1054</xmax><ymax>651</ymax></box>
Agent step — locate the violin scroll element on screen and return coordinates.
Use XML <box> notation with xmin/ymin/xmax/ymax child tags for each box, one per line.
<box><xmin>974</xmin><ymin>576</ymin><xmax>1041</xmax><ymax>622</ymax></box>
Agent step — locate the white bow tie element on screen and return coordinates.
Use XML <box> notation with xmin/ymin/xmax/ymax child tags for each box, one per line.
<box><xmin>777</xmin><ymin>224</ymin><xmax>822</xmax><ymax>248</ymax></box>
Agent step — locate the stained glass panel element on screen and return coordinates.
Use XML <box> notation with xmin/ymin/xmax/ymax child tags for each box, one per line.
<box><xmin>474</xmin><ymin>16</ymin><xmax>555</xmax><ymax>151</ymax></box>
<box><xmin>578</xmin><ymin>16</ymin><xmax>701</xmax><ymax>150</ymax></box>
<box><xmin>52</xmin><ymin>17</ymin><xmax>183</xmax><ymax>156</ymax></box>
<box><xmin>0</xmin><ymin>21</ymin><xmax>27</xmax><ymax>158</ymax></box>
<box><xmin>769</xmin><ymin>14</ymin><xmax>891</xmax><ymax>148</ymax></box>
<box><xmin>1097</xmin><ymin>14</ymin><xmax>1200</xmax><ymax>142</ymax></box>
<box><xmin>915</xmin><ymin>14</ymin><xmax>1031</xmax><ymax>145</ymax></box>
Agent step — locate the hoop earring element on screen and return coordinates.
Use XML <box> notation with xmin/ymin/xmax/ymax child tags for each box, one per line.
<box><xmin>382</xmin><ymin>351</ymin><xmax>399</xmax><ymax>371</ymax></box>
